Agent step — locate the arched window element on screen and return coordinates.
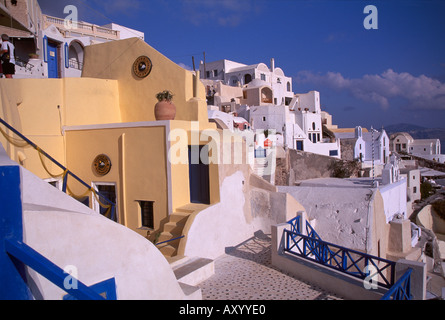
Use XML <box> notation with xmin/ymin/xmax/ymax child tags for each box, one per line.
<box><xmin>261</xmin><ymin>87</ymin><xmax>273</xmax><ymax>104</ymax></box>
<box><xmin>68</xmin><ymin>41</ymin><xmax>84</xmax><ymax>70</ymax></box>
<box><xmin>244</xmin><ymin>74</ymin><xmax>252</xmax><ymax>85</ymax></box>
<box><xmin>287</xmin><ymin>82</ymin><xmax>291</xmax><ymax>92</ymax></box>
<box><xmin>312</xmin><ymin>122</ymin><xmax>316</xmax><ymax>131</ymax></box>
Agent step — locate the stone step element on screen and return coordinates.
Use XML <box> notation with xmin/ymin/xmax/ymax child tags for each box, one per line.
<box><xmin>172</xmin><ymin>257</ymin><xmax>215</xmax><ymax>286</ymax></box>
<box><xmin>163</xmin><ymin>221</ymin><xmax>186</xmax><ymax>234</ymax></box>
<box><xmin>169</xmin><ymin>212</ymin><xmax>191</xmax><ymax>224</ymax></box>
<box><xmin>176</xmin><ymin>203</ymin><xmax>209</xmax><ymax>214</ymax></box>
<box><xmin>159</xmin><ymin>244</ymin><xmax>177</xmax><ymax>257</ymax></box>
<box><xmin>157</xmin><ymin>232</ymin><xmax>183</xmax><ymax>246</ymax></box>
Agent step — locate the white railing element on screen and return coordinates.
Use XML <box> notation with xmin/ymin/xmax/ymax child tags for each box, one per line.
<box><xmin>43</xmin><ymin>15</ymin><xmax>120</xmax><ymax>39</ymax></box>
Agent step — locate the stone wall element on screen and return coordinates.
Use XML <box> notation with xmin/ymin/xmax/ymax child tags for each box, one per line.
<box><xmin>276</xmin><ymin>149</ymin><xmax>361</xmax><ymax>185</ymax></box>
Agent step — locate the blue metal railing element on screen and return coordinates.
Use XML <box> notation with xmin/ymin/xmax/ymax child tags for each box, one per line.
<box><xmin>381</xmin><ymin>268</ymin><xmax>413</xmax><ymax>300</ymax></box>
<box><xmin>155</xmin><ymin>235</ymin><xmax>185</xmax><ymax>246</ymax></box>
<box><xmin>285</xmin><ymin>217</ymin><xmax>396</xmax><ymax>289</ymax></box>
<box><xmin>288</xmin><ymin>216</ymin><xmax>301</xmax><ymax>234</ymax></box>
<box><xmin>5</xmin><ymin>239</ymin><xmax>109</xmax><ymax>300</ymax></box>
<box><xmin>0</xmin><ymin>117</ymin><xmax>116</xmax><ymax>221</ymax></box>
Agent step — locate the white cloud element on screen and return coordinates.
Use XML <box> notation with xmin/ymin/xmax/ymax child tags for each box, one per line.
<box><xmin>294</xmin><ymin>69</ymin><xmax>445</xmax><ymax>110</ymax></box>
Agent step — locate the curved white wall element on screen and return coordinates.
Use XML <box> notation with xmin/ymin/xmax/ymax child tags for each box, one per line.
<box><xmin>1</xmin><ymin>146</ymin><xmax>187</xmax><ymax>300</ymax></box>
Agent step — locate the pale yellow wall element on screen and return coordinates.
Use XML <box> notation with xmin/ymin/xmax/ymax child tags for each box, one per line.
<box><xmin>63</xmin><ymin>78</ymin><xmax>121</xmax><ymax>126</ymax></box>
<box><xmin>0</xmin><ymin>78</ymin><xmax>121</xmax><ymax>179</ymax></box>
<box><xmin>0</xmin><ymin>79</ymin><xmax>27</xmax><ymax>165</ymax></box>
<box><xmin>169</xmin><ymin>120</ymin><xmax>219</xmax><ymax>211</ymax></box>
<box><xmin>82</xmin><ymin>38</ymin><xmax>208</xmax><ymax>124</ymax></box>
<box><xmin>65</xmin><ymin>126</ymin><xmax>169</xmax><ymax>238</ymax></box>
<box><xmin>65</xmin><ymin>121</ymin><xmax>221</xmax><ymax>238</ymax></box>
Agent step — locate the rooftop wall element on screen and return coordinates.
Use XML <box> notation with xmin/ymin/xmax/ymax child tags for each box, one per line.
<box><xmin>82</xmin><ymin>38</ymin><xmax>209</xmax><ymax>124</ymax></box>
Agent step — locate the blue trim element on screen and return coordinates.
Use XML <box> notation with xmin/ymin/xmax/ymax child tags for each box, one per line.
<box><xmin>381</xmin><ymin>268</ymin><xmax>413</xmax><ymax>300</ymax></box>
<box><xmin>64</xmin><ymin>43</ymin><xmax>69</xmax><ymax>69</ymax></box>
<box><xmin>0</xmin><ymin>165</ymin><xmax>32</xmax><ymax>300</ymax></box>
<box><xmin>155</xmin><ymin>236</ymin><xmax>185</xmax><ymax>246</ymax></box>
<box><xmin>5</xmin><ymin>239</ymin><xmax>106</xmax><ymax>300</ymax></box>
<box><xmin>43</xmin><ymin>36</ymin><xmax>48</xmax><ymax>63</ymax></box>
<box><xmin>63</xmin><ymin>278</ymin><xmax>116</xmax><ymax>300</ymax></box>
<box><xmin>285</xmin><ymin>217</ymin><xmax>396</xmax><ymax>289</ymax></box>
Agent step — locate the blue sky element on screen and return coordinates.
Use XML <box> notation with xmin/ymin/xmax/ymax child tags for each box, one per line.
<box><xmin>38</xmin><ymin>0</ymin><xmax>445</xmax><ymax>130</ymax></box>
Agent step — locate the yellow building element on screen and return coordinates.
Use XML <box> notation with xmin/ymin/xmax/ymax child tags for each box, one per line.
<box><xmin>0</xmin><ymin>38</ymin><xmax>221</xmax><ymax>253</ymax></box>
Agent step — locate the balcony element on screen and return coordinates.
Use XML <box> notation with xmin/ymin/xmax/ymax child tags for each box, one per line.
<box><xmin>43</xmin><ymin>15</ymin><xmax>120</xmax><ymax>41</ymax></box>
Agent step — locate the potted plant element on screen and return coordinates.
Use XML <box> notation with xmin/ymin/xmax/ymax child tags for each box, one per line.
<box><xmin>154</xmin><ymin>90</ymin><xmax>176</xmax><ymax>120</ymax></box>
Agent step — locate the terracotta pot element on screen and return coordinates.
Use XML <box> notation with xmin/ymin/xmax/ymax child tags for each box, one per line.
<box><xmin>154</xmin><ymin>100</ymin><xmax>176</xmax><ymax>120</ymax></box>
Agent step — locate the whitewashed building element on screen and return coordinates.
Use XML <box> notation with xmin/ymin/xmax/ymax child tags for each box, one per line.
<box><xmin>390</xmin><ymin>132</ymin><xmax>441</xmax><ymax>155</ymax></box>
<box><xmin>1</xmin><ymin>0</ymin><xmax>144</xmax><ymax>79</ymax></box>
<box><xmin>200</xmin><ymin>58</ymin><xmax>294</xmax><ymax>107</ymax></box>
<box><xmin>335</xmin><ymin>126</ymin><xmax>390</xmax><ymax>165</ymax></box>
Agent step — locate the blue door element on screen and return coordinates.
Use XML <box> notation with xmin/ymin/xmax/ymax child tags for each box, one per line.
<box><xmin>47</xmin><ymin>42</ymin><xmax>59</xmax><ymax>78</ymax></box>
<box><xmin>296</xmin><ymin>140</ymin><xmax>304</xmax><ymax>151</ymax></box>
<box><xmin>188</xmin><ymin>145</ymin><xmax>210</xmax><ymax>205</ymax></box>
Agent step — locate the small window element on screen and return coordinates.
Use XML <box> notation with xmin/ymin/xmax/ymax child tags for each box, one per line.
<box><xmin>206</xmin><ymin>71</ymin><xmax>211</xmax><ymax>78</ymax></box>
<box><xmin>277</xmin><ymin>78</ymin><xmax>281</xmax><ymax>84</ymax></box>
<box><xmin>261</xmin><ymin>74</ymin><xmax>266</xmax><ymax>81</ymax></box>
<box><xmin>330</xmin><ymin>150</ymin><xmax>338</xmax><ymax>156</ymax></box>
<box><xmin>262</xmin><ymin>116</ymin><xmax>266</xmax><ymax>122</ymax></box>
<box><xmin>138</xmin><ymin>201</ymin><xmax>154</xmax><ymax>229</ymax></box>
<box><xmin>213</xmin><ymin>69</ymin><xmax>218</xmax><ymax>77</ymax></box>
<box><xmin>287</xmin><ymin>82</ymin><xmax>291</xmax><ymax>92</ymax></box>
<box><xmin>312</xmin><ymin>122</ymin><xmax>316</xmax><ymax>130</ymax></box>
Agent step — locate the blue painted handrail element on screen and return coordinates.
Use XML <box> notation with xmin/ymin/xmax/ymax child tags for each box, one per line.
<box><xmin>288</xmin><ymin>216</ymin><xmax>301</xmax><ymax>234</ymax></box>
<box><xmin>155</xmin><ymin>236</ymin><xmax>185</xmax><ymax>246</ymax></box>
<box><xmin>5</xmin><ymin>239</ymin><xmax>106</xmax><ymax>300</ymax></box>
<box><xmin>381</xmin><ymin>268</ymin><xmax>413</xmax><ymax>300</ymax></box>
<box><xmin>285</xmin><ymin>216</ymin><xmax>396</xmax><ymax>288</ymax></box>
<box><xmin>0</xmin><ymin>117</ymin><xmax>116</xmax><ymax>221</ymax></box>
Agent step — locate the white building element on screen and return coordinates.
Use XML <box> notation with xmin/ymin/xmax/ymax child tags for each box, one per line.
<box><xmin>335</xmin><ymin>126</ymin><xmax>390</xmax><ymax>166</ymax></box>
<box><xmin>390</xmin><ymin>132</ymin><xmax>443</xmax><ymax>163</ymax></box>
<box><xmin>1</xmin><ymin>0</ymin><xmax>144</xmax><ymax>79</ymax></box>
<box><xmin>200</xmin><ymin>58</ymin><xmax>341</xmax><ymax>159</ymax></box>
<box><xmin>200</xmin><ymin>58</ymin><xmax>294</xmax><ymax>107</ymax></box>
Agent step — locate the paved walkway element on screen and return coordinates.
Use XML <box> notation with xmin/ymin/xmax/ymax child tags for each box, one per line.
<box><xmin>196</xmin><ymin>232</ymin><xmax>343</xmax><ymax>300</ymax></box>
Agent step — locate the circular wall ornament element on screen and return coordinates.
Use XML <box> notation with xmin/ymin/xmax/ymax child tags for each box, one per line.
<box><xmin>93</xmin><ymin>154</ymin><xmax>112</xmax><ymax>176</ymax></box>
<box><xmin>133</xmin><ymin>56</ymin><xmax>153</xmax><ymax>78</ymax></box>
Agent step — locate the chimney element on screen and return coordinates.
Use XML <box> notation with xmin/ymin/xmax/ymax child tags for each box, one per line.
<box><xmin>270</xmin><ymin>58</ymin><xmax>275</xmax><ymax>72</ymax></box>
